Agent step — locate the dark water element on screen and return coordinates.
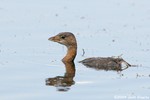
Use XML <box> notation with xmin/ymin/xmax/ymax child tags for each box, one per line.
<box><xmin>0</xmin><ymin>0</ymin><xmax>150</xmax><ymax>100</ymax></box>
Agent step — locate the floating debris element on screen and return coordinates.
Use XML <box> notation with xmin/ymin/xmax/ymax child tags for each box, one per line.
<box><xmin>82</xmin><ymin>49</ymin><xmax>85</xmax><ymax>57</ymax></box>
<box><xmin>102</xmin><ymin>28</ymin><xmax>106</xmax><ymax>32</ymax></box>
<box><xmin>55</xmin><ymin>13</ymin><xmax>58</xmax><ymax>17</ymax></box>
<box><xmin>80</xmin><ymin>16</ymin><xmax>85</xmax><ymax>19</ymax></box>
<box><xmin>63</xmin><ymin>6</ymin><xmax>67</xmax><ymax>9</ymax></box>
<box><xmin>112</xmin><ymin>39</ymin><xmax>115</xmax><ymax>42</ymax></box>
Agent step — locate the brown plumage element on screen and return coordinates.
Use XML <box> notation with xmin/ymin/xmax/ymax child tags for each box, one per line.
<box><xmin>48</xmin><ymin>32</ymin><xmax>131</xmax><ymax>71</ymax></box>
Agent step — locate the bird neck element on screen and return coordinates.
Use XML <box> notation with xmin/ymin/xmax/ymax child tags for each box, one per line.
<box><xmin>63</xmin><ymin>61</ymin><xmax>75</xmax><ymax>77</ymax></box>
<box><xmin>62</xmin><ymin>45</ymin><xmax>77</xmax><ymax>62</ymax></box>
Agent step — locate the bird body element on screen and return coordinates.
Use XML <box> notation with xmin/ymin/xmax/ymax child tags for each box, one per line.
<box><xmin>49</xmin><ymin>32</ymin><xmax>131</xmax><ymax>71</ymax></box>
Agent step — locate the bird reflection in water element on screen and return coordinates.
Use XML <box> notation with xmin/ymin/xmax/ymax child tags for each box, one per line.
<box><xmin>45</xmin><ymin>62</ymin><xmax>75</xmax><ymax>92</ymax></box>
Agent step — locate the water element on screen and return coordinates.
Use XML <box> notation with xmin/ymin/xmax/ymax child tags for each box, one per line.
<box><xmin>0</xmin><ymin>0</ymin><xmax>150</xmax><ymax>100</ymax></box>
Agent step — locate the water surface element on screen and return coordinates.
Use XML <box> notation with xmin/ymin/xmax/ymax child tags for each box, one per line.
<box><xmin>0</xmin><ymin>0</ymin><xmax>150</xmax><ymax>100</ymax></box>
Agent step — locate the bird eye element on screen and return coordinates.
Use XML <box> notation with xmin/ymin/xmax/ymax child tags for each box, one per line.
<box><xmin>61</xmin><ymin>35</ymin><xmax>66</xmax><ymax>39</ymax></box>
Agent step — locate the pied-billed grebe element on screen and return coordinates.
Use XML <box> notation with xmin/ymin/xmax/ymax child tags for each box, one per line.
<box><xmin>49</xmin><ymin>32</ymin><xmax>77</xmax><ymax>63</ymax></box>
<box><xmin>48</xmin><ymin>32</ymin><xmax>131</xmax><ymax>71</ymax></box>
